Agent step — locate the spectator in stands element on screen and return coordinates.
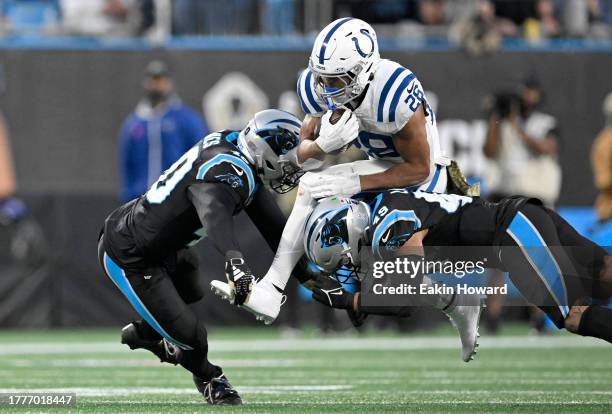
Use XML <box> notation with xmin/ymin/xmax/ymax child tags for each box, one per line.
<box><xmin>61</xmin><ymin>0</ymin><xmax>145</xmax><ymax>36</ymax></box>
<box><xmin>118</xmin><ymin>61</ymin><xmax>207</xmax><ymax>202</ymax></box>
<box><xmin>172</xmin><ymin>0</ymin><xmax>254</xmax><ymax>35</ymax></box>
<box><xmin>562</xmin><ymin>0</ymin><xmax>589</xmax><ymax>37</ymax></box>
<box><xmin>0</xmin><ymin>0</ymin><xmax>60</xmax><ymax>34</ymax></box>
<box><xmin>482</xmin><ymin>76</ymin><xmax>561</xmax><ymax>333</ymax></box>
<box><xmin>535</xmin><ymin>0</ymin><xmax>561</xmax><ymax>38</ymax></box>
<box><xmin>418</xmin><ymin>0</ymin><xmax>447</xmax><ymax>25</ymax></box>
<box><xmin>261</xmin><ymin>0</ymin><xmax>295</xmax><ymax>35</ymax></box>
<box><xmin>592</xmin><ymin>92</ymin><xmax>612</xmax><ymax>223</ymax></box>
<box><xmin>450</xmin><ymin>0</ymin><xmax>516</xmax><ymax>55</ymax></box>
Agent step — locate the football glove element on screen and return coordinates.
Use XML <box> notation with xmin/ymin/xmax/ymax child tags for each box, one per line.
<box><xmin>302</xmin><ymin>171</ymin><xmax>361</xmax><ymax>199</ymax></box>
<box><xmin>314</xmin><ymin>110</ymin><xmax>359</xmax><ymax>154</ymax></box>
<box><xmin>224</xmin><ymin>250</ymin><xmax>255</xmax><ymax>306</ymax></box>
<box><xmin>312</xmin><ymin>274</ymin><xmax>354</xmax><ymax>310</ymax></box>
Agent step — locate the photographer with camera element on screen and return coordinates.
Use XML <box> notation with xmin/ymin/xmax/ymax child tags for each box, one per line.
<box><xmin>484</xmin><ymin>76</ymin><xmax>560</xmax><ymax>206</ymax></box>
<box><xmin>482</xmin><ymin>76</ymin><xmax>561</xmax><ymax>334</ymax></box>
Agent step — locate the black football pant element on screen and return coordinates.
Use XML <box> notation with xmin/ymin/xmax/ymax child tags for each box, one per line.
<box><xmin>499</xmin><ymin>204</ymin><xmax>608</xmax><ymax>329</ymax></box>
<box><xmin>98</xmin><ymin>236</ymin><xmax>221</xmax><ymax>380</ymax></box>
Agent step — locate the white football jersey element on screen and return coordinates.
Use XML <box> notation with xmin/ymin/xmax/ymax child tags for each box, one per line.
<box><xmin>297</xmin><ymin>59</ymin><xmax>443</xmax><ymax>189</ymax></box>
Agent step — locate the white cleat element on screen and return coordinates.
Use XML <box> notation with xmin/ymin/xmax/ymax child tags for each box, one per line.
<box><xmin>210</xmin><ymin>280</ymin><xmax>235</xmax><ymax>304</ymax></box>
<box><xmin>445</xmin><ymin>293</ymin><xmax>485</xmax><ymax>362</ymax></box>
<box><xmin>210</xmin><ymin>279</ymin><xmax>284</xmax><ymax>325</ymax></box>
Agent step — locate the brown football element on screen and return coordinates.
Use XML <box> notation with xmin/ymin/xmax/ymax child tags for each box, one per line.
<box><xmin>329</xmin><ymin>108</ymin><xmax>346</xmax><ymax>125</ymax></box>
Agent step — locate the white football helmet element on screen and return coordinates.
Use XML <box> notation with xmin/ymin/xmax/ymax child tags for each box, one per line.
<box><xmin>309</xmin><ymin>18</ymin><xmax>380</xmax><ymax>110</ymax></box>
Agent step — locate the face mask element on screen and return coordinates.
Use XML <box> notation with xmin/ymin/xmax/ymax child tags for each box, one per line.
<box><xmin>146</xmin><ymin>89</ymin><xmax>167</xmax><ymax>106</ymax></box>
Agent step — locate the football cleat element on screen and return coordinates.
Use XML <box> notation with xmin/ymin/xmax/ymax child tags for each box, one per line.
<box><xmin>211</xmin><ymin>278</ymin><xmax>284</xmax><ymax>325</ymax></box>
<box><xmin>193</xmin><ymin>374</ymin><xmax>242</xmax><ymax>405</ymax></box>
<box><xmin>444</xmin><ymin>294</ymin><xmax>485</xmax><ymax>362</ymax></box>
<box><xmin>120</xmin><ymin>323</ymin><xmax>181</xmax><ymax>365</ymax></box>
<box><xmin>224</xmin><ymin>250</ymin><xmax>255</xmax><ymax>306</ymax></box>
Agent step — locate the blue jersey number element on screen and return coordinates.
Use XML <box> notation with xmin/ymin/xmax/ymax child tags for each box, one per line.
<box><xmin>404</xmin><ymin>83</ymin><xmax>424</xmax><ymax>113</ymax></box>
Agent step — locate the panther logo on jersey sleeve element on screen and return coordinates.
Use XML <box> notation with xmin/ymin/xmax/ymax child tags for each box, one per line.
<box><xmin>196</xmin><ymin>152</ymin><xmax>257</xmax><ymax>204</ymax></box>
<box><xmin>364</xmin><ymin>192</ymin><xmax>422</xmax><ymax>259</ymax></box>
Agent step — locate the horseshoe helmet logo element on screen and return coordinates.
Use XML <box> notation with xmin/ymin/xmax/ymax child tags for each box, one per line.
<box><xmin>351</xmin><ymin>29</ymin><xmax>375</xmax><ymax>58</ymax></box>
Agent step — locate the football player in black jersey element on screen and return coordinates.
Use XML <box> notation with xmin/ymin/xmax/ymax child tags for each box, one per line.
<box><xmin>304</xmin><ymin>190</ymin><xmax>612</xmax><ymax>346</ymax></box>
<box><xmin>98</xmin><ymin>109</ymin><xmax>306</xmax><ymax>405</ymax></box>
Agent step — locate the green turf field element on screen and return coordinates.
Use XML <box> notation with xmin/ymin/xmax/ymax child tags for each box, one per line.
<box><xmin>0</xmin><ymin>326</ymin><xmax>611</xmax><ymax>413</ymax></box>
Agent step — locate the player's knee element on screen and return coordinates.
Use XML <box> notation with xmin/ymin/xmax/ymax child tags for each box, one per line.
<box><xmin>158</xmin><ymin>312</ymin><xmax>208</xmax><ymax>353</ymax></box>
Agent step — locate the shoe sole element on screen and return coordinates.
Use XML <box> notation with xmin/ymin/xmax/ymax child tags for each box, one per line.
<box><xmin>464</xmin><ymin>297</ymin><xmax>486</xmax><ymax>363</ymax></box>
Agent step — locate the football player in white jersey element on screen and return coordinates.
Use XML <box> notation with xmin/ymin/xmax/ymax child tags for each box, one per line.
<box><xmin>211</xmin><ymin>18</ymin><xmax>482</xmax><ymax>360</ymax></box>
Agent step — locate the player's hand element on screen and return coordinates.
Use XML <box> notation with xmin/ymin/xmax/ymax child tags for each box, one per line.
<box><xmin>224</xmin><ymin>250</ymin><xmax>255</xmax><ymax>306</ymax></box>
<box><xmin>312</xmin><ymin>274</ymin><xmax>354</xmax><ymax>310</ymax></box>
<box><xmin>302</xmin><ymin>172</ymin><xmax>361</xmax><ymax>199</ymax></box>
<box><xmin>314</xmin><ymin>109</ymin><xmax>359</xmax><ymax>154</ymax></box>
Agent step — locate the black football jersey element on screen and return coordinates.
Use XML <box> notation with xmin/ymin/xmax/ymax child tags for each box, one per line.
<box><xmin>103</xmin><ymin>130</ymin><xmax>259</xmax><ymax>262</ymax></box>
<box><xmin>355</xmin><ymin>190</ymin><xmax>474</xmax><ymax>259</ymax></box>
<box><xmin>355</xmin><ymin>189</ymin><xmax>533</xmax><ymax>260</ymax></box>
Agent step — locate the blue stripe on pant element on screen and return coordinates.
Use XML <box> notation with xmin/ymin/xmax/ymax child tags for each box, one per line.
<box><xmin>506</xmin><ymin>211</ymin><xmax>569</xmax><ymax>317</ymax></box>
<box><xmin>102</xmin><ymin>252</ymin><xmax>194</xmax><ymax>350</ymax></box>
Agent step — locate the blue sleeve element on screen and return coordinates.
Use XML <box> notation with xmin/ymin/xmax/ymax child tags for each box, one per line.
<box><xmin>181</xmin><ymin>107</ymin><xmax>207</xmax><ymax>149</ymax></box>
<box><xmin>119</xmin><ymin>118</ymin><xmax>138</xmax><ymax>202</ymax></box>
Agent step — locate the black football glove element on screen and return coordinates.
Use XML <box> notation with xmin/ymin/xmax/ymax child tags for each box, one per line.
<box><xmin>224</xmin><ymin>250</ymin><xmax>255</xmax><ymax>306</ymax></box>
<box><xmin>312</xmin><ymin>274</ymin><xmax>354</xmax><ymax>310</ymax></box>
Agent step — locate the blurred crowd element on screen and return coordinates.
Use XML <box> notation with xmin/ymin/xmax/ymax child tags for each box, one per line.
<box><xmin>0</xmin><ymin>0</ymin><xmax>610</xmax><ymax>42</ymax></box>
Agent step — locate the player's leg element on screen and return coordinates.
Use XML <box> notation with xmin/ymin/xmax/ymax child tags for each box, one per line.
<box><xmin>98</xmin><ymin>240</ymin><xmax>241</xmax><ymax>404</ymax></box>
<box><xmin>417</xmin><ymin>275</ymin><xmax>484</xmax><ymax>362</ymax></box>
<box><xmin>122</xmin><ymin>247</ymin><xmax>206</xmax><ymax>358</ymax></box>
<box><xmin>215</xmin><ymin>160</ymin><xmax>395</xmax><ymax>323</ymax></box>
<box><xmin>501</xmin><ymin>204</ymin><xmax>612</xmax><ymax>342</ymax></box>
<box><xmin>542</xmin><ymin>206</ymin><xmax>611</xmax><ymax>298</ymax></box>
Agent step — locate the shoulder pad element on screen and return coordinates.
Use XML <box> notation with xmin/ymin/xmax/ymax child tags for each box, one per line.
<box><xmin>368</xmin><ymin>191</ymin><xmax>422</xmax><ymax>258</ymax></box>
<box><xmin>373</xmin><ymin>61</ymin><xmax>422</xmax><ymax>131</ymax></box>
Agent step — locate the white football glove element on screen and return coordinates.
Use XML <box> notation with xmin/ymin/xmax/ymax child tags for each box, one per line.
<box><xmin>301</xmin><ymin>172</ymin><xmax>361</xmax><ymax>199</ymax></box>
<box><xmin>314</xmin><ymin>110</ymin><xmax>359</xmax><ymax>154</ymax></box>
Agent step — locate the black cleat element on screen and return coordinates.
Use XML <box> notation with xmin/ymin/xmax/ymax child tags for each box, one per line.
<box><xmin>193</xmin><ymin>374</ymin><xmax>242</xmax><ymax>405</ymax></box>
<box><xmin>120</xmin><ymin>323</ymin><xmax>181</xmax><ymax>365</ymax></box>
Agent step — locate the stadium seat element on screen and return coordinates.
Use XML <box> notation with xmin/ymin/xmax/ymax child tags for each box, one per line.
<box><xmin>3</xmin><ymin>0</ymin><xmax>60</xmax><ymax>33</ymax></box>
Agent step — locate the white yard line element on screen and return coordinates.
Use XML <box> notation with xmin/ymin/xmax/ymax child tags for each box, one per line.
<box><xmin>0</xmin><ymin>335</ymin><xmax>607</xmax><ymax>356</ymax></box>
<box><xmin>0</xmin><ymin>385</ymin><xmax>353</xmax><ymax>397</ymax></box>
<box><xmin>8</xmin><ymin>358</ymin><xmax>297</xmax><ymax>368</ymax></box>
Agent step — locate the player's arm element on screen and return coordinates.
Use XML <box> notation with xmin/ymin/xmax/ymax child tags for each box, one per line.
<box><xmin>244</xmin><ymin>188</ymin><xmax>285</xmax><ymax>251</ymax></box>
<box><xmin>483</xmin><ymin>113</ymin><xmax>501</xmax><ymax>158</ymax></box>
<box><xmin>0</xmin><ymin>113</ymin><xmax>16</xmax><ymax>198</ymax></box>
<box><xmin>359</xmin><ymin>107</ymin><xmax>431</xmax><ymax>191</ymax></box>
<box><xmin>312</xmin><ymin>229</ymin><xmax>429</xmax><ymax>315</ymax></box>
<box><xmin>296</xmin><ymin>114</ymin><xmax>325</xmax><ymax>164</ymax></box>
<box><xmin>187</xmin><ymin>182</ymin><xmax>242</xmax><ymax>255</ymax></box>
<box><xmin>513</xmin><ymin>122</ymin><xmax>558</xmax><ymax>155</ymax></box>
